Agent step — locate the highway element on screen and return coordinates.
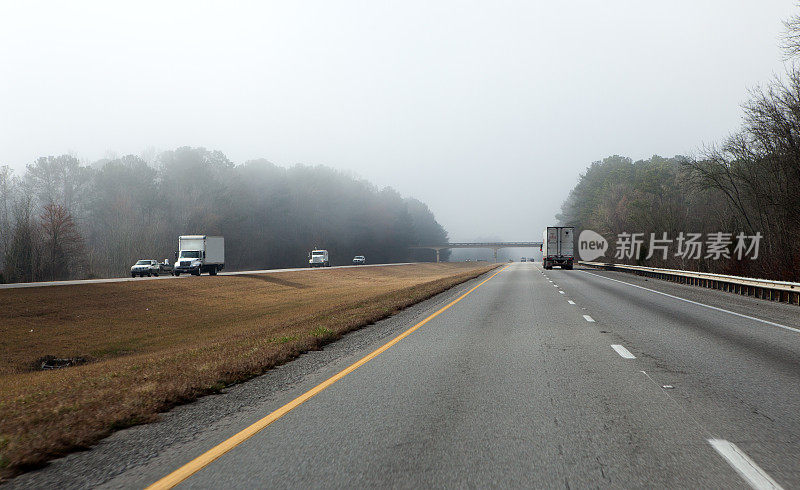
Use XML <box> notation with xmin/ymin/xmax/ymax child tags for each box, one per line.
<box><xmin>0</xmin><ymin>263</ymin><xmax>414</xmax><ymax>289</ymax></box>
<box><xmin>9</xmin><ymin>262</ymin><xmax>800</xmax><ymax>488</ymax></box>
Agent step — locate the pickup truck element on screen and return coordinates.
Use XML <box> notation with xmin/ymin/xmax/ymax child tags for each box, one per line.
<box><xmin>131</xmin><ymin>260</ymin><xmax>167</xmax><ymax>277</ymax></box>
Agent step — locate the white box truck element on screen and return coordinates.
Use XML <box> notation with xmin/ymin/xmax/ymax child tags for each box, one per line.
<box><xmin>542</xmin><ymin>226</ymin><xmax>574</xmax><ymax>270</ymax></box>
<box><xmin>173</xmin><ymin>235</ymin><xmax>225</xmax><ymax>276</ymax></box>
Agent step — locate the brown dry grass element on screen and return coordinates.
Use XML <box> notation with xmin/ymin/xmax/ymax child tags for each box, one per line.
<box><xmin>0</xmin><ymin>263</ymin><xmax>497</xmax><ymax>479</ymax></box>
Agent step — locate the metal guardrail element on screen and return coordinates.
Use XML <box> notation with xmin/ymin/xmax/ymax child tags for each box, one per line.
<box><xmin>579</xmin><ymin>261</ymin><xmax>800</xmax><ymax>306</ymax></box>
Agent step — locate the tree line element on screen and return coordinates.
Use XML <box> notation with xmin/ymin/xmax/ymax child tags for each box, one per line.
<box><xmin>558</xmin><ymin>150</ymin><xmax>798</xmax><ymax>280</ymax></box>
<box><xmin>0</xmin><ymin>147</ymin><xmax>449</xmax><ymax>282</ymax></box>
<box><xmin>557</xmin><ymin>11</ymin><xmax>800</xmax><ymax>282</ymax></box>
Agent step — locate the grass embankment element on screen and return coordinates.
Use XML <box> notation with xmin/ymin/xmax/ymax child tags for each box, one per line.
<box><xmin>0</xmin><ymin>262</ymin><xmax>497</xmax><ymax>479</ymax></box>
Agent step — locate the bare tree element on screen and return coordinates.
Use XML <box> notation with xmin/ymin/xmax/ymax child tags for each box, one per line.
<box><xmin>687</xmin><ymin>66</ymin><xmax>800</xmax><ymax>279</ymax></box>
<box><xmin>0</xmin><ymin>166</ymin><xmax>16</xmax><ymax>264</ymax></box>
<box><xmin>781</xmin><ymin>7</ymin><xmax>800</xmax><ymax>59</ymax></box>
<box><xmin>4</xmin><ymin>195</ymin><xmax>41</xmax><ymax>283</ymax></box>
<box><xmin>40</xmin><ymin>203</ymin><xmax>84</xmax><ymax>280</ymax></box>
<box><xmin>25</xmin><ymin>155</ymin><xmax>92</xmax><ymax>215</ymax></box>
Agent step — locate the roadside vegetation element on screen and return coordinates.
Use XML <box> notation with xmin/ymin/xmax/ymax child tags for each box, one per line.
<box><xmin>0</xmin><ymin>149</ymin><xmax>449</xmax><ymax>283</ymax></box>
<box><xmin>558</xmin><ymin>15</ymin><xmax>800</xmax><ymax>281</ymax></box>
<box><xmin>0</xmin><ymin>263</ymin><xmax>496</xmax><ymax>479</ymax></box>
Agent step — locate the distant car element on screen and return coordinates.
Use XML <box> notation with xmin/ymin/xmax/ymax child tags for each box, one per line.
<box><xmin>353</xmin><ymin>255</ymin><xmax>366</xmax><ymax>265</ymax></box>
<box><xmin>521</xmin><ymin>257</ymin><xmax>527</xmax><ymax>262</ymax></box>
<box><xmin>131</xmin><ymin>260</ymin><xmax>160</xmax><ymax>277</ymax></box>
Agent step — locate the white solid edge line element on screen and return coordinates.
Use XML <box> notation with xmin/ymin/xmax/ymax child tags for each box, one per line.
<box><xmin>708</xmin><ymin>439</ymin><xmax>784</xmax><ymax>490</ymax></box>
<box><xmin>568</xmin><ymin>300</ymin><xmax>576</xmax><ymax>305</ymax></box>
<box><xmin>611</xmin><ymin>344</ymin><xmax>636</xmax><ymax>359</ymax></box>
<box><xmin>581</xmin><ymin>271</ymin><xmax>800</xmax><ymax>335</ymax></box>
<box><xmin>583</xmin><ymin>315</ymin><xmax>595</xmax><ymax>322</ymax></box>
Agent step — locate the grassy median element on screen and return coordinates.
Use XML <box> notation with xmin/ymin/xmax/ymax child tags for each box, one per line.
<box><xmin>0</xmin><ymin>262</ymin><xmax>497</xmax><ymax>479</ymax></box>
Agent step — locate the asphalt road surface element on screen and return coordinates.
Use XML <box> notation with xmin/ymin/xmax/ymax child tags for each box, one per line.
<box><xmin>9</xmin><ymin>262</ymin><xmax>800</xmax><ymax>488</ymax></box>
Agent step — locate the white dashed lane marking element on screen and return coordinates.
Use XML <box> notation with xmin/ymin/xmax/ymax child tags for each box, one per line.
<box><xmin>581</xmin><ymin>271</ymin><xmax>800</xmax><ymax>335</ymax></box>
<box><xmin>611</xmin><ymin>344</ymin><xmax>636</xmax><ymax>359</ymax></box>
<box><xmin>708</xmin><ymin>439</ymin><xmax>784</xmax><ymax>490</ymax></box>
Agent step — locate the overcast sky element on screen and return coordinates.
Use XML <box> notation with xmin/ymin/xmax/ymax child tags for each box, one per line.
<box><xmin>0</xmin><ymin>1</ymin><xmax>795</xmax><ymax>241</ymax></box>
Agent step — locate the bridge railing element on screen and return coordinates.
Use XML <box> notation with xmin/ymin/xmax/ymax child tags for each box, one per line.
<box><xmin>409</xmin><ymin>242</ymin><xmax>542</xmax><ymax>249</ymax></box>
<box><xmin>579</xmin><ymin>261</ymin><xmax>800</xmax><ymax>306</ymax></box>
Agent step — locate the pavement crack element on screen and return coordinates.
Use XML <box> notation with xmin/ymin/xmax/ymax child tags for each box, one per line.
<box><xmin>596</xmin><ymin>456</ymin><xmax>608</xmax><ymax>479</ymax></box>
<box><xmin>751</xmin><ymin>408</ymin><xmax>775</xmax><ymax>423</ymax></box>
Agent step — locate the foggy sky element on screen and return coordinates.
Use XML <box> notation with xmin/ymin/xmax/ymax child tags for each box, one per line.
<box><xmin>0</xmin><ymin>1</ymin><xmax>795</xmax><ymax>242</ymax></box>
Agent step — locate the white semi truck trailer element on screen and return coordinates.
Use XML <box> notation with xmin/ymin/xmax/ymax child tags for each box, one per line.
<box><xmin>542</xmin><ymin>226</ymin><xmax>574</xmax><ymax>270</ymax></box>
<box><xmin>173</xmin><ymin>235</ymin><xmax>225</xmax><ymax>276</ymax></box>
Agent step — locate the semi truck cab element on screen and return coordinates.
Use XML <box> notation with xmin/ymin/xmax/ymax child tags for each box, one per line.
<box><xmin>309</xmin><ymin>249</ymin><xmax>330</xmax><ymax>267</ymax></box>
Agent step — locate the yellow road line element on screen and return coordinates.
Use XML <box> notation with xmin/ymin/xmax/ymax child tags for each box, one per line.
<box><xmin>147</xmin><ymin>265</ymin><xmax>508</xmax><ymax>489</ymax></box>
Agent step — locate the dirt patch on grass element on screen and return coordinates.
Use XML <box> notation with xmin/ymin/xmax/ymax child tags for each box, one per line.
<box><xmin>0</xmin><ymin>263</ymin><xmax>497</xmax><ymax>479</ymax></box>
<box><xmin>33</xmin><ymin>356</ymin><xmax>91</xmax><ymax>371</ymax></box>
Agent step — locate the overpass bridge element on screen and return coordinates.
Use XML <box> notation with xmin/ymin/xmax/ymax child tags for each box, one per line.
<box><xmin>410</xmin><ymin>242</ymin><xmax>543</xmax><ymax>263</ymax></box>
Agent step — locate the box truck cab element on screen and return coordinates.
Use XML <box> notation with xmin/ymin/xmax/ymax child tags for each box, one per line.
<box><xmin>309</xmin><ymin>249</ymin><xmax>330</xmax><ymax>267</ymax></box>
<box><xmin>542</xmin><ymin>226</ymin><xmax>574</xmax><ymax>270</ymax></box>
<box><xmin>174</xmin><ymin>235</ymin><xmax>225</xmax><ymax>276</ymax></box>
